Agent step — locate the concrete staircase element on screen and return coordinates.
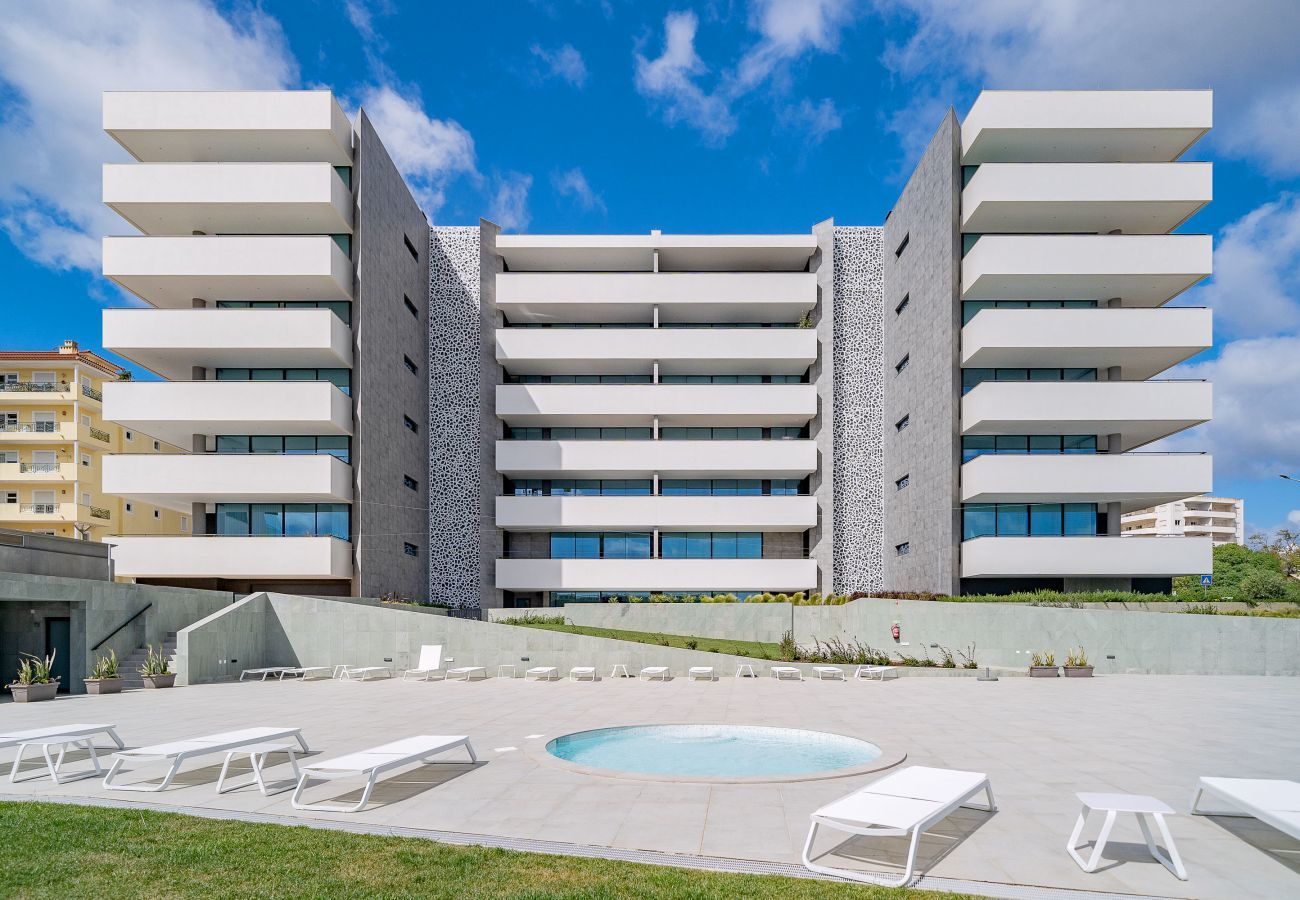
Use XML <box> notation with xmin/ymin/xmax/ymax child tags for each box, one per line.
<box><xmin>119</xmin><ymin>632</ymin><xmax>178</xmax><ymax>689</ymax></box>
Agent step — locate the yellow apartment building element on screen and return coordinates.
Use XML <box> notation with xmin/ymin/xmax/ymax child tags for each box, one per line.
<box><xmin>0</xmin><ymin>340</ymin><xmax>187</xmax><ymax>543</ymax></box>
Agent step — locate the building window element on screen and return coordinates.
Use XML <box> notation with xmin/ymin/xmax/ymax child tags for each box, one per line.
<box><xmin>505</xmin><ymin>478</ymin><xmax>653</xmax><ymax>497</ymax></box>
<box><xmin>125</xmin><ymin>503</ymin><xmax>133</xmax><ymax>513</ymax></box>
<box><xmin>81</xmin><ymin>454</ymin><xmax>90</xmax><ymax>467</ymax></box>
<box><xmin>403</xmin><ymin>475</ymin><xmax>418</xmax><ymax>491</ymax></box>
<box><xmin>894</xmin><ymin>355</ymin><xmax>910</xmax><ymax>375</ymax></box>
<box><xmin>660</xmin><ymin>532</ymin><xmax>762</xmax><ymax>560</ymax></box>
<box><xmin>894</xmin><ymin>233</ymin><xmax>910</xmax><ymax>258</ymax></box>
<box><xmin>961</xmin><ymin>298</ymin><xmax>1097</xmax><ymax>325</ymax></box>
<box><xmin>403</xmin><ymin>295</ymin><xmax>418</xmax><ymax>318</ymax></box>
<box><xmin>215</xmin><ymin>367</ymin><xmax>352</xmax><ymax>396</ymax></box>
<box><xmin>961</xmin><ymin>434</ymin><xmax>1097</xmax><ymax>462</ymax></box>
<box><xmin>895</xmin><ymin>415</ymin><xmax>910</xmax><ymax>432</ymax></box>
<box><xmin>81</xmin><ymin>414</ymin><xmax>90</xmax><ymax>426</ymax></box>
<box><xmin>153</xmin><ymin>440</ymin><xmax>160</xmax><ymax>451</ymax></box>
<box><xmin>404</xmin><ymin>542</ymin><xmax>419</xmax><ymax>557</ymax></box>
<box><xmin>153</xmin><ymin>509</ymin><xmax>160</xmax><ymax>519</ymax></box>
<box><xmin>659</xmin><ymin>478</ymin><xmax>805</xmax><ymax>496</ymax></box>
<box><xmin>895</xmin><ymin>474</ymin><xmax>909</xmax><ymax>490</ymax></box>
<box><xmin>215</xmin><ymin>435</ymin><xmax>350</xmax><ymax>463</ymax></box>
<box><xmin>403</xmin><ymin>355</ymin><xmax>418</xmax><ymax>375</ymax></box>
<box><xmin>961</xmin><ymin>367</ymin><xmax>1097</xmax><ymax>394</ymax></box>
<box><xmin>214</xmin><ymin>503</ymin><xmax>350</xmax><ymax>540</ymax></box>
<box><xmin>217</xmin><ymin>299</ymin><xmax>351</xmax><ymax>324</ymax></box>
<box><xmin>962</xmin><ymin>502</ymin><xmax>1098</xmax><ymax>539</ymax></box>
<box><xmin>180</xmin><ymin>516</ymin><xmax>189</xmax><ymax>532</ymax></box>
<box><xmin>550</xmin><ymin>532</ymin><xmax>653</xmax><ymax>560</ymax></box>
<box><xmin>82</xmin><ymin>492</ymin><xmax>91</xmax><ymax>506</ymax></box>
<box><xmin>894</xmin><ymin>294</ymin><xmax>910</xmax><ymax>315</ymax></box>
<box><xmin>895</xmin><ymin>542</ymin><xmax>910</xmax><ymax>556</ymax></box>
<box><xmin>125</xmin><ymin>431</ymin><xmax>133</xmax><ymax>441</ymax></box>
<box><xmin>403</xmin><ymin>415</ymin><xmax>418</xmax><ymax>434</ymax></box>
<box><xmin>403</xmin><ymin>234</ymin><xmax>419</xmax><ymax>261</ymax></box>
<box><xmin>3</xmin><ymin>491</ymin><xmax>17</xmax><ymax>505</ymax></box>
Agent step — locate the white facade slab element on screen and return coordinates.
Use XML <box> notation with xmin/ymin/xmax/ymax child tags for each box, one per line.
<box><xmin>961</xmin><ymin>535</ymin><xmax>1211</xmax><ymax>578</ymax></box>
<box><xmin>495</xmin><ymin>439</ymin><xmax>818</xmax><ymax>479</ymax></box>
<box><xmin>494</xmin><ymin>232</ymin><xmax>816</xmax><ymax>272</ymax></box>
<box><xmin>496</xmin><ymin>383</ymin><xmax>817</xmax><ymax>426</ymax></box>
<box><xmin>108</xmin><ymin>535</ymin><xmax>354</xmax><ymax>579</ymax></box>
<box><xmin>103</xmin><ymin>454</ymin><xmax>353</xmax><ymax>505</ymax></box>
<box><xmin>103</xmin><ymin>308</ymin><xmax>352</xmax><ymax>380</ymax></box>
<box><xmin>496</xmin><ymin>558</ymin><xmax>817</xmax><ymax>592</ymax></box>
<box><xmin>960</xmin><ymin>452</ymin><xmax>1212</xmax><ymax>512</ymax></box>
<box><xmin>103</xmin><ymin>235</ymin><xmax>354</xmax><ymax>307</ymax></box>
<box><xmin>495</xmin><ymin>496</ymin><xmax>817</xmax><ymax>531</ymax></box>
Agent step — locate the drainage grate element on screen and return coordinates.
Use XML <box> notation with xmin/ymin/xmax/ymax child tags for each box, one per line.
<box><xmin>0</xmin><ymin>794</ymin><xmax>1178</xmax><ymax>900</ymax></box>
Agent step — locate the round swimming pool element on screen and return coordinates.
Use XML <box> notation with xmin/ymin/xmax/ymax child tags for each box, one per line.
<box><xmin>546</xmin><ymin>725</ymin><xmax>883</xmax><ymax>780</ymax></box>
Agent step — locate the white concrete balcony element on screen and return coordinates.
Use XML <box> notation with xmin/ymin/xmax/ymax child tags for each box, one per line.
<box><xmin>496</xmin><ymin>558</ymin><xmax>817</xmax><ymax>592</ymax></box>
<box><xmin>961</xmin><ymin>90</ymin><xmax>1212</xmax><ymax>163</ymax></box>
<box><xmin>961</xmin><ymin>163</ymin><xmax>1211</xmax><ymax>233</ymax></box>
<box><xmin>961</xmin><ymin>235</ymin><xmax>1212</xmax><ymax>306</ymax></box>
<box><xmin>104</xmin><ymin>163</ymin><xmax>353</xmax><ymax>235</ymax></box>
<box><xmin>108</xmin><ymin>535</ymin><xmax>353</xmax><ymax>580</ymax></box>
<box><xmin>103</xmin><ymin>454</ymin><xmax>352</xmax><ymax>505</ymax></box>
<box><xmin>961</xmin><ymin>380</ymin><xmax>1211</xmax><ymax>450</ymax></box>
<box><xmin>103</xmin><ymin>308</ymin><xmax>352</xmax><ymax>380</ymax></box>
<box><xmin>961</xmin><ymin>535</ymin><xmax>1211</xmax><ymax>578</ymax></box>
<box><xmin>497</xmin><ymin>384</ymin><xmax>816</xmax><ymax>426</ymax></box>
<box><xmin>960</xmin><ymin>453</ymin><xmax>1212</xmax><ymax>512</ymax></box>
<box><xmin>961</xmin><ymin>307</ymin><xmax>1212</xmax><ymax>380</ymax></box>
<box><xmin>494</xmin><ymin>233</ymin><xmax>817</xmax><ymax>272</ymax></box>
<box><xmin>495</xmin><ymin>327</ymin><xmax>817</xmax><ymax>376</ymax></box>
<box><xmin>496</xmin><ymin>272</ymin><xmax>816</xmax><ymax>324</ymax></box>
<box><xmin>496</xmin><ymin>496</ymin><xmax>816</xmax><ymax>531</ymax></box>
<box><xmin>496</xmin><ymin>439</ymin><xmax>818</xmax><ymax>479</ymax></box>
<box><xmin>103</xmin><ymin>235</ymin><xmax>354</xmax><ymax>308</ymax></box>
<box><xmin>104</xmin><ymin>91</ymin><xmax>353</xmax><ymax>164</ymax></box>
<box><xmin>103</xmin><ymin>381</ymin><xmax>353</xmax><ymax>446</ymax></box>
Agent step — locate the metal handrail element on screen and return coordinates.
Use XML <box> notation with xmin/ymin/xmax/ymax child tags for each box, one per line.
<box><xmin>20</xmin><ymin>503</ymin><xmax>59</xmax><ymax>514</ymax></box>
<box><xmin>0</xmin><ymin>381</ymin><xmax>69</xmax><ymax>392</ymax></box>
<box><xmin>19</xmin><ymin>462</ymin><xmax>62</xmax><ymax>472</ymax></box>
<box><xmin>0</xmin><ymin>422</ymin><xmax>59</xmax><ymax>433</ymax></box>
<box><xmin>81</xmin><ymin>383</ymin><xmax>103</xmax><ymax>401</ymax></box>
<box><xmin>87</xmin><ymin>426</ymin><xmax>112</xmax><ymax>442</ymax></box>
<box><xmin>91</xmin><ymin>602</ymin><xmax>152</xmax><ymax>653</ymax></box>
<box><xmin>89</xmin><ymin>506</ymin><xmax>112</xmax><ymax>520</ymax></box>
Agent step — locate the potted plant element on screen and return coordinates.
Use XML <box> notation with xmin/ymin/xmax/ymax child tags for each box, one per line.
<box><xmin>85</xmin><ymin>649</ymin><xmax>124</xmax><ymax>694</ymax></box>
<box><xmin>1028</xmin><ymin>651</ymin><xmax>1059</xmax><ymax>678</ymax></box>
<box><xmin>7</xmin><ymin>651</ymin><xmax>60</xmax><ymax>702</ymax></box>
<box><xmin>1064</xmin><ymin>647</ymin><xmax>1094</xmax><ymax>678</ymax></box>
<box><xmin>138</xmin><ymin>644</ymin><xmax>176</xmax><ymax>689</ymax></box>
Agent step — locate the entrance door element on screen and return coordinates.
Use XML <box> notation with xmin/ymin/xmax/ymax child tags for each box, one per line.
<box><xmin>44</xmin><ymin>617</ymin><xmax>71</xmax><ymax>693</ymax></box>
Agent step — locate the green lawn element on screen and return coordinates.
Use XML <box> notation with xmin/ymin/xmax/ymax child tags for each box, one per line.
<box><xmin>0</xmin><ymin>802</ymin><xmax>976</xmax><ymax>899</ymax></box>
<box><xmin>508</xmin><ymin>621</ymin><xmax>781</xmax><ymax>659</ymax></box>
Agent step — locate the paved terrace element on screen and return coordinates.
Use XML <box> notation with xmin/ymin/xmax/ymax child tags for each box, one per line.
<box><xmin>2</xmin><ymin>674</ymin><xmax>1297</xmax><ymax>899</ymax></box>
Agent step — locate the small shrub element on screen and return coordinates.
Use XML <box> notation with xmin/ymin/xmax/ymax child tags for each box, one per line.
<box><xmin>1238</xmin><ymin>570</ymin><xmax>1292</xmax><ymax>601</ymax></box>
<box><xmin>9</xmin><ymin>651</ymin><xmax>56</xmax><ymax>686</ymax></box>
<box><xmin>1065</xmin><ymin>646</ymin><xmax>1089</xmax><ymax>667</ymax></box>
<box><xmin>90</xmin><ymin>650</ymin><xmax>119</xmax><ymax>680</ymax></box>
<box><xmin>139</xmin><ymin>645</ymin><xmax>171</xmax><ymax>677</ymax></box>
<box><xmin>705</xmin><ymin>646</ymin><xmax>719</xmax><ymax>653</ymax></box>
<box><xmin>937</xmin><ymin>646</ymin><xmax>956</xmax><ymax>668</ymax></box>
<box><xmin>685</xmin><ymin>639</ymin><xmax>698</xmax><ymax>650</ymax></box>
<box><xmin>497</xmin><ymin>613</ymin><xmax>566</xmax><ymax>626</ymax></box>
<box><xmin>778</xmin><ymin>630</ymin><xmax>798</xmax><ymax>661</ymax></box>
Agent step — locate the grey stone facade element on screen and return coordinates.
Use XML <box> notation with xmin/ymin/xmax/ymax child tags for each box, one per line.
<box><xmin>351</xmin><ymin>111</ymin><xmax>432</xmax><ymax>602</ymax></box>
<box><xmin>880</xmin><ymin>110</ymin><xmax>963</xmax><ymax>594</ymax></box>
<box><xmin>427</xmin><ymin>225</ymin><xmax>483</xmax><ymax>608</ymax></box>
<box><xmin>830</xmin><ymin>226</ymin><xmax>886</xmax><ymax>593</ymax></box>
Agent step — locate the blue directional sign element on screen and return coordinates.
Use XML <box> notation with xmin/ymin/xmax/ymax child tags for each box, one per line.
<box><xmin>1200</xmin><ymin>575</ymin><xmax>1213</xmax><ymax>587</ymax></box>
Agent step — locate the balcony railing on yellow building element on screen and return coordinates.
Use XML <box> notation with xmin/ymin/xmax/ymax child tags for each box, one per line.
<box><xmin>1</xmin><ymin>421</ymin><xmax>58</xmax><ymax>434</ymax></box>
<box><xmin>81</xmin><ymin>383</ymin><xmax>103</xmax><ymax>401</ymax></box>
<box><xmin>18</xmin><ymin>462</ymin><xmax>61</xmax><ymax>474</ymax></box>
<box><xmin>0</xmin><ymin>381</ymin><xmax>70</xmax><ymax>393</ymax></box>
<box><xmin>89</xmin><ymin>506</ymin><xmax>112</xmax><ymax>520</ymax></box>
<box><xmin>20</xmin><ymin>503</ymin><xmax>58</xmax><ymax>515</ymax></box>
<box><xmin>87</xmin><ymin>426</ymin><xmax>112</xmax><ymax>443</ymax></box>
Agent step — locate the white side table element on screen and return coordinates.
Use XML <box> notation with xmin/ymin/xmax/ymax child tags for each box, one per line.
<box><xmin>734</xmin><ymin>664</ymin><xmax>756</xmax><ymax>678</ymax></box>
<box><xmin>1067</xmin><ymin>792</ymin><xmax>1187</xmax><ymax>881</ymax></box>
<box><xmin>216</xmin><ymin>742</ymin><xmax>302</xmax><ymax>796</ymax></box>
<box><xmin>609</xmin><ymin>663</ymin><xmax>629</xmax><ymax>678</ymax></box>
<box><xmin>496</xmin><ymin>664</ymin><xmax>517</xmax><ymax>679</ymax></box>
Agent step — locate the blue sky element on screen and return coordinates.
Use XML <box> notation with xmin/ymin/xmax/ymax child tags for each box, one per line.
<box><xmin>1</xmin><ymin>0</ymin><xmax>1298</xmax><ymax>535</ymax></box>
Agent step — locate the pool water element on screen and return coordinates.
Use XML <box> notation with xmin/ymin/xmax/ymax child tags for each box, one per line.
<box><xmin>546</xmin><ymin>725</ymin><xmax>882</xmax><ymax>778</ymax></box>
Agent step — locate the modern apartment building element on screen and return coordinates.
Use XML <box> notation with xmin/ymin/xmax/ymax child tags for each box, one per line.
<box><xmin>1121</xmin><ymin>495</ymin><xmax>1245</xmax><ymax>547</ymax></box>
<box><xmin>429</xmin><ymin>90</ymin><xmax>1216</xmax><ymax>608</ymax></box>
<box><xmin>1</xmin><ymin>341</ymin><xmax>185</xmax><ymax>543</ymax></box>
<box><xmin>91</xmin><ymin>88</ymin><xmax>1216</xmax><ymax>607</ymax></box>
<box><xmin>98</xmin><ymin>91</ymin><xmax>430</xmax><ymax>599</ymax></box>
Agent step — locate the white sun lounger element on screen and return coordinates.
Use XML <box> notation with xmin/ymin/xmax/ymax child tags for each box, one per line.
<box><xmin>569</xmin><ymin>666</ymin><xmax>596</xmax><ymax>681</ymax></box>
<box><xmin>814</xmin><ymin>666</ymin><xmax>846</xmax><ymax>681</ymax></box>
<box><xmin>446</xmin><ymin>666</ymin><xmax>486</xmax><ymax>681</ymax></box>
<box><xmin>291</xmin><ymin>734</ymin><xmax>478</xmax><ymax>813</ymax></box>
<box><xmin>9</xmin><ymin>735</ymin><xmax>106</xmax><ymax>784</ymax></box>
<box><xmin>803</xmin><ymin>765</ymin><xmax>996</xmax><ymax>887</ymax></box>
<box><xmin>525</xmin><ymin>666</ymin><xmax>559</xmax><ymax>681</ymax></box>
<box><xmin>771</xmin><ymin>666</ymin><xmax>803</xmax><ymax>681</ymax></box>
<box><xmin>279</xmin><ymin>666</ymin><xmax>332</xmax><ymax>681</ymax></box>
<box><xmin>688</xmin><ymin>666</ymin><xmax>716</xmax><ymax>682</ymax></box>
<box><xmin>639</xmin><ymin>666</ymin><xmax>670</xmax><ymax>681</ymax></box>
<box><xmin>1190</xmin><ymin>776</ymin><xmax>1300</xmax><ymax>839</ymax></box>
<box><xmin>103</xmin><ymin>726</ymin><xmax>309</xmax><ymax>792</ymax></box>
<box><xmin>402</xmin><ymin>645</ymin><xmax>444</xmax><ymax>682</ymax></box>
<box><xmin>240</xmin><ymin>667</ymin><xmax>294</xmax><ymax>682</ymax></box>
<box><xmin>0</xmin><ymin>723</ymin><xmax>124</xmax><ymax>753</ymax></box>
<box><xmin>340</xmin><ymin>665</ymin><xmax>392</xmax><ymax>681</ymax></box>
<box><xmin>855</xmin><ymin>665</ymin><xmax>898</xmax><ymax>681</ymax></box>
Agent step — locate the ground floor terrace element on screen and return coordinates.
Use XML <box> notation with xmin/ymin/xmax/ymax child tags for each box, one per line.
<box><xmin>2</xmin><ymin>674</ymin><xmax>1296</xmax><ymax>899</ymax></box>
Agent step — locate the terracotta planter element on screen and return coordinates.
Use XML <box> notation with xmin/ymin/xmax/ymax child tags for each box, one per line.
<box><xmin>1028</xmin><ymin>665</ymin><xmax>1059</xmax><ymax>678</ymax></box>
<box><xmin>8</xmin><ymin>680</ymin><xmax>59</xmax><ymax>702</ymax></box>
<box><xmin>1063</xmin><ymin>666</ymin><xmax>1094</xmax><ymax>678</ymax></box>
<box><xmin>141</xmin><ymin>673</ymin><xmax>176</xmax><ymax>689</ymax></box>
<box><xmin>85</xmin><ymin>677</ymin><xmax>125</xmax><ymax>695</ymax></box>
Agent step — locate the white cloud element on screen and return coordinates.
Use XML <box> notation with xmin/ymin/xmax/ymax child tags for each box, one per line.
<box><xmin>1158</xmin><ymin>334</ymin><xmax>1300</xmax><ymax>480</ymax></box>
<box><xmin>552</xmin><ymin>168</ymin><xmax>606</xmax><ymax>213</ymax></box>
<box><xmin>1177</xmin><ymin>195</ymin><xmax>1300</xmax><ymax>340</ymax></box>
<box><xmin>0</xmin><ymin>0</ymin><xmax>296</xmax><ymax>271</ymax></box>
<box><xmin>780</xmin><ymin>97</ymin><xmax>843</xmax><ymax>143</ymax></box>
<box><xmin>634</xmin><ymin>11</ymin><xmax>737</xmax><ymax>142</ymax></box>
<box><xmin>634</xmin><ymin>2</ymin><xmax>856</xmax><ymax>144</ymax></box>
<box><xmin>876</xmin><ymin>0</ymin><xmax>1300</xmax><ymax>175</ymax></box>
<box><xmin>489</xmin><ymin>172</ymin><xmax>533</xmax><ymax>231</ymax></box>
<box><xmin>355</xmin><ymin>84</ymin><xmax>478</xmax><ymax>214</ymax></box>
<box><xmin>531</xmin><ymin>43</ymin><xmax>588</xmax><ymax>88</ymax></box>
<box><xmin>1288</xmin><ymin>510</ymin><xmax>1300</xmax><ymax>527</ymax></box>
